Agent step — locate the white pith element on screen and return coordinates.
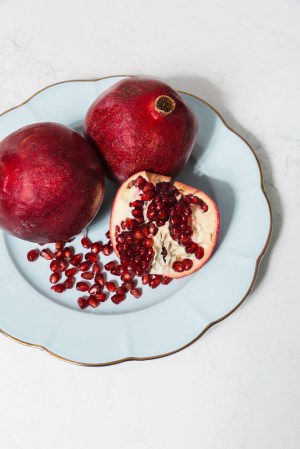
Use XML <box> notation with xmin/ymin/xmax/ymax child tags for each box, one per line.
<box><xmin>111</xmin><ymin>175</ymin><xmax>218</xmax><ymax>277</ymax></box>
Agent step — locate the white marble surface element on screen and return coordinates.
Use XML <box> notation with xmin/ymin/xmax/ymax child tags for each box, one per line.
<box><xmin>0</xmin><ymin>0</ymin><xmax>299</xmax><ymax>448</ymax></box>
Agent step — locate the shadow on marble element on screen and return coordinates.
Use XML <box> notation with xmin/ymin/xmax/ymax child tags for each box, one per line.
<box><xmin>167</xmin><ymin>75</ymin><xmax>282</xmax><ymax>293</ymax></box>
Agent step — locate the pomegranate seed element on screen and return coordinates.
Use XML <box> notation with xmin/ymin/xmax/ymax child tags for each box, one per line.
<box><xmin>55</xmin><ymin>250</ymin><xmax>65</xmax><ymax>259</ymax></box>
<box><xmin>161</xmin><ymin>276</ymin><xmax>173</xmax><ymax>285</ymax></box>
<box><xmin>63</xmin><ymin>247</ymin><xmax>73</xmax><ymax>258</ymax></box>
<box><xmin>105</xmin><ymin>230</ymin><xmax>111</xmax><ymax>239</ymax></box>
<box><xmin>116</xmin><ymin>287</ymin><xmax>127</xmax><ymax>295</ymax></box>
<box><xmin>88</xmin><ymin>296</ymin><xmax>101</xmax><ymax>308</ymax></box>
<box><xmin>95</xmin><ymin>292</ymin><xmax>107</xmax><ymax>302</ymax></box>
<box><xmin>57</xmin><ymin>258</ymin><xmax>68</xmax><ymax>272</ymax></box>
<box><xmin>130</xmin><ymin>200</ymin><xmax>143</xmax><ymax>207</ymax></box>
<box><xmin>182</xmin><ymin>259</ymin><xmax>193</xmax><ymax>271</ymax></box>
<box><xmin>186</xmin><ymin>243</ymin><xmax>198</xmax><ymax>254</ymax></box>
<box><xmin>76</xmin><ymin>282</ymin><xmax>89</xmax><ymax>292</ymax></box>
<box><xmin>50</xmin><ymin>260</ymin><xmax>60</xmax><ymax>272</ymax></box>
<box><xmin>195</xmin><ymin>246</ymin><xmax>204</xmax><ymax>259</ymax></box>
<box><xmin>95</xmin><ymin>274</ymin><xmax>105</xmax><ymax>286</ymax></box>
<box><xmin>85</xmin><ymin>252</ymin><xmax>98</xmax><ymax>263</ymax></box>
<box><xmin>65</xmin><ymin>267</ymin><xmax>77</xmax><ymax>277</ymax></box>
<box><xmin>173</xmin><ymin>261</ymin><xmax>184</xmax><ymax>272</ymax></box>
<box><xmin>92</xmin><ymin>263</ymin><xmax>101</xmax><ymax>275</ymax></box>
<box><xmin>79</xmin><ymin>260</ymin><xmax>92</xmax><ymax>272</ymax></box>
<box><xmin>135</xmin><ymin>175</ymin><xmax>146</xmax><ymax>188</ymax></box>
<box><xmin>89</xmin><ymin>284</ymin><xmax>102</xmax><ymax>295</ymax></box>
<box><xmin>147</xmin><ymin>210</ymin><xmax>156</xmax><ymax>220</ymax></box>
<box><xmin>77</xmin><ymin>297</ymin><xmax>88</xmax><ymax>309</ymax></box>
<box><xmin>49</xmin><ymin>272</ymin><xmax>60</xmax><ymax>284</ymax></box>
<box><xmin>170</xmin><ymin>215</ymin><xmax>180</xmax><ymax>226</ymax></box>
<box><xmin>122</xmin><ymin>281</ymin><xmax>135</xmax><ymax>291</ymax></box>
<box><xmin>106</xmin><ymin>281</ymin><xmax>116</xmax><ymax>292</ymax></box>
<box><xmin>51</xmin><ymin>284</ymin><xmax>66</xmax><ymax>293</ymax></box>
<box><xmin>132</xmin><ymin>208</ymin><xmax>143</xmax><ymax>217</ymax></box>
<box><xmin>149</xmin><ymin>275</ymin><xmax>162</xmax><ymax>289</ymax></box>
<box><xmin>102</xmin><ymin>245</ymin><xmax>113</xmax><ymax>256</ymax></box>
<box><xmin>156</xmin><ymin>219</ymin><xmax>165</xmax><ymax>227</ymax></box>
<box><xmin>201</xmin><ymin>202</ymin><xmax>208</xmax><ymax>212</ymax></box>
<box><xmin>135</xmin><ymin>266</ymin><xmax>144</xmax><ymax>276</ymax></box>
<box><xmin>27</xmin><ymin>249</ymin><xmax>39</xmax><ymax>262</ymax></box>
<box><xmin>64</xmin><ymin>277</ymin><xmax>75</xmax><ymax>289</ymax></box>
<box><xmin>70</xmin><ymin>253</ymin><xmax>83</xmax><ymax>266</ymax></box>
<box><xmin>104</xmin><ymin>261</ymin><xmax>117</xmax><ymax>271</ymax></box>
<box><xmin>91</xmin><ymin>242</ymin><xmax>102</xmax><ymax>254</ymax></box>
<box><xmin>148</xmin><ymin>223</ymin><xmax>157</xmax><ymax>235</ymax></box>
<box><xmin>81</xmin><ymin>272</ymin><xmax>94</xmax><ymax>280</ymax></box>
<box><xmin>126</xmin><ymin>218</ymin><xmax>139</xmax><ymax>230</ymax></box>
<box><xmin>55</xmin><ymin>241</ymin><xmax>65</xmax><ymax>250</ymax></box>
<box><xmin>133</xmin><ymin>228</ymin><xmax>144</xmax><ymax>240</ymax></box>
<box><xmin>111</xmin><ymin>293</ymin><xmax>126</xmax><ymax>304</ymax></box>
<box><xmin>142</xmin><ymin>274</ymin><xmax>152</xmax><ymax>285</ymax></box>
<box><xmin>81</xmin><ymin>236</ymin><xmax>92</xmax><ymax>248</ymax></box>
<box><xmin>121</xmin><ymin>272</ymin><xmax>133</xmax><ymax>282</ymax></box>
<box><xmin>141</xmin><ymin>191</ymin><xmax>154</xmax><ymax>201</ymax></box>
<box><xmin>111</xmin><ymin>266</ymin><xmax>121</xmax><ymax>276</ymax></box>
<box><xmin>40</xmin><ymin>249</ymin><xmax>54</xmax><ymax>260</ymax></box>
<box><xmin>130</xmin><ymin>288</ymin><xmax>142</xmax><ymax>298</ymax></box>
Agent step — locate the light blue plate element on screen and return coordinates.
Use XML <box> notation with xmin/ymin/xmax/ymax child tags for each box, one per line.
<box><xmin>0</xmin><ymin>76</ymin><xmax>272</xmax><ymax>366</ymax></box>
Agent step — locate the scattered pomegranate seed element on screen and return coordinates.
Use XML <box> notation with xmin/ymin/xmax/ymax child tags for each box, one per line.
<box><xmin>121</xmin><ymin>272</ymin><xmax>133</xmax><ymax>282</ymax></box>
<box><xmin>95</xmin><ymin>292</ymin><xmax>107</xmax><ymax>302</ymax></box>
<box><xmin>91</xmin><ymin>242</ymin><xmax>102</xmax><ymax>254</ymax></box>
<box><xmin>111</xmin><ymin>293</ymin><xmax>126</xmax><ymax>304</ymax></box>
<box><xmin>142</xmin><ymin>274</ymin><xmax>152</xmax><ymax>285</ymax></box>
<box><xmin>51</xmin><ymin>283</ymin><xmax>66</xmax><ymax>293</ymax></box>
<box><xmin>40</xmin><ymin>249</ymin><xmax>54</xmax><ymax>260</ymax></box>
<box><xmin>130</xmin><ymin>288</ymin><xmax>142</xmax><ymax>298</ymax></box>
<box><xmin>81</xmin><ymin>236</ymin><xmax>92</xmax><ymax>248</ymax></box>
<box><xmin>105</xmin><ymin>230</ymin><xmax>110</xmax><ymax>239</ymax></box>
<box><xmin>161</xmin><ymin>276</ymin><xmax>173</xmax><ymax>285</ymax></box>
<box><xmin>64</xmin><ymin>277</ymin><xmax>75</xmax><ymax>289</ymax></box>
<box><xmin>116</xmin><ymin>286</ymin><xmax>127</xmax><ymax>295</ymax></box>
<box><xmin>63</xmin><ymin>247</ymin><xmax>73</xmax><ymax>258</ymax></box>
<box><xmin>50</xmin><ymin>260</ymin><xmax>60</xmax><ymax>272</ymax></box>
<box><xmin>104</xmin><ymin>261</ymin><xmax>117</xmax><ymax>271</ymax></box>
<box><xmin>27</xmin><ymin>249</ymin><xmax>39</xmax><ymax>262</ymax></box>
<box><xmin>122</xmin><ymin>280</ymin><xmax>135</xmax><ymax>291</ymax></box>
<box><xmin>76</xmin><ymin>282</ymin><xmax>89</xmax><ymax>292</ymax></box>
<box><xmin>55</xmin><ymin>250</ymin><xmax>64</xmax><ymax>259</ymax></box>
<box><xmin>57</xmin><ymin>258</ymin><xmax>68</xmax><ymax>272</ymax></box>
<box><xmin>106</xmin><ymin>281</ymin><xmax>117</xmax><ymax>292</ymax></box>
<box><xmin>89</xmin><ymin>284</ymin><xmax>102</xmax><ymax>295</ymax></box>
<box><xmin>92</xmin><ymin>263</ymin><xmax>101</xmax><ymax>275</ymax></box>
<box><xmin>81</xmin><ymin>272</ymin><xmax>94</xmax><ymax>280</ymax></box>
<box><xmin>70</xmin><ymin>253</ymin><xmax>83</xmax><ymax>266</ymax></box>
<box><xmin>65</xmin><ymin>267</ymin><xmax>77</xmax><ymax>277</ymax></box>
<box><xmin>88</xmin><ymin>295</ymin><xmax>101</xmax><ymax>308</ymax></box>
<box><xmin>111</xmin><ymin>265</ymin><xmax>121</xmax><ymax>276</ymax></box>
<box><xmin>79</xmin><ymin>260</ymin><xmax>92</xmax><ymax>272</ymax></box>
<box><xmin>102</xmin><ymin>245</ymin><xmax>113</xmax><ymax>256</ymax></box>
<box><xmin>55</xmin><ymin>241</ymin><xmax>65</xmax><ymax>250</ymax></box>
<box><xmin>49</xmin><ymin>272</ymin><xmax>61</xmax><ymax>284</ymax></box>
<box><xmin>85</xmin><ymin>252</ymin><xmax>98</xmax><ymax>263</ymax></box>
<box><xmin>95</xmin><ymin>274</ymin><xmax>105</xmax><ymax>287</ymax></box>
<box><xmin>149</xmin><ymin>275</ymin><xmax>162</xmax><ymax>289</ymax></box>
<box><xmin>77</xmin><ymin>297</ymin><xmax>88</xmax><ymax>309</ymax></box>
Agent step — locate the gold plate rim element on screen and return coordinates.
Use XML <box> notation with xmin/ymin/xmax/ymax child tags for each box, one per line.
<box><xmin>0</xmin><ymin>75</ymin><xmax>273</xmax><ymax>366</ymax></box>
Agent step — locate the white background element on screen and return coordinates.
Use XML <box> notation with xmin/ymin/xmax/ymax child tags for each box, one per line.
<box><xmin>0</xmin><ymin>1</ymin><xmax>299</xmax><ymax>448</ymax></box>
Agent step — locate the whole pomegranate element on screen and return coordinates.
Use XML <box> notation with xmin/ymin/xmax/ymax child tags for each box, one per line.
<box><xmin>84</xmin><ymin>77</ymin><xmax>198</xmax><ymax>184</ymax></box>
<box><xmin>110</xmin><ymin>171</ymin><xmax>220</xmax><ymax>279</ymax></box>
<box><xmin>0</xmin><ymin>122</ymin><xmax>105</xmax><ymax>244</ymax></box>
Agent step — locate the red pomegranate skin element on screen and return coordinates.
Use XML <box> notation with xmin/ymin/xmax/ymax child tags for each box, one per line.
<box><xmin>84</xmin><ymin>77</ymin><xmax>198</xmax><ymax>184</ymax></box>
<box><xmin>0</xmin><ymin>122</ymin><xmax>105</xmax><ymax>244</ymax></box>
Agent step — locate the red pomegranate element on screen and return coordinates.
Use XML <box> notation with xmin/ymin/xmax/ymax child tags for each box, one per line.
<box><xmin>84</xmin><ymin>77</ymin><xmax>198</xmax><ymax>184</ymax></box>
<box><xmin>110</xmin><ymin>171</ymin><xmax>220</xmax><ymax>279</ymax></box>
<box><xmin>0</xmin><ymin>122</ymin><xmax>105</xmax><ymax>244</ymax></box>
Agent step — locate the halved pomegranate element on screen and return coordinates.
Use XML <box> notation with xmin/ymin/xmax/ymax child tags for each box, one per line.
<box><xmin>110</xmin><ymin>171</ymin><xmax>220</xmax><ymax>279</ymax></box>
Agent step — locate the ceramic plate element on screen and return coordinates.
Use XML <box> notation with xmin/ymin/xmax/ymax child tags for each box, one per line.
<box><xmin>0</xmin><ymin>76</ymin><xmax>272</xmax><ymax>365</ymax></box>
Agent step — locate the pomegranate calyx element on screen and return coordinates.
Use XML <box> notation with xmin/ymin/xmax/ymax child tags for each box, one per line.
<box><xmin>154</xmin><ymin>95</ymin><xmax>176</xmax><ymax>115</ymax></box>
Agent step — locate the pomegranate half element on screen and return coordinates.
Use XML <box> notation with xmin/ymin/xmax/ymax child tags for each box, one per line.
<box><xmin>110</xmin><ymin>171</ymin><xmax>220</xmax><ymax>279</ymax></box>
<box><xmin>0</xmin><ymin>122</ymin><xmax>105</xmax><ymax>244</ymax></box>
<box><xmin>84</xmin><ymin>77</ymin><xmax>198</xmax><ymax>184</ymax></box>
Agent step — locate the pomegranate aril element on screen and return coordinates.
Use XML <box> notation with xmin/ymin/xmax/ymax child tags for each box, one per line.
<box><xmin>156</xmin><ymin>219</ymin><xmax>166</xmax><ymax>227</ymax></box>
<box><xmin>51</xmin><ymin>284</ymin><xmax>66</xmax><ymax>293</ymax></box>
<box><xmin>81</xmin><ymin>236</ymin><xmax>92</xmax><ymax>248</ymax></box>
<box><xmin>186</xmin><ymin>243</ymin><xmax>198</xmax><ymax>254</ymax></box>
<box><xmin>144</xmin><ymin>238</ymin><xmax>153</xmax><ymax>248</ymax></box>
<box><xmin>64</xmin><ymin>277</ymin><xmax>75</xmax><ymax>289</ymax></box>
<box><xmin>141</xmin><ymin>191</ymin><xmax>155</xmax><ymax>201</ymax></box>
<box><xmin>27</xmin><ymin>249</ymin><xmax>39</xmax><ymax>262</ymax></box>
<box><xmin>111</xmin><ymin>266</ymin><xmax>121</xmax><ymax>276</ymax></box>
<box><xmin>132</xmin><ymin>207</ymin><xmax>143</xmax><ymax>217</ymax></box>
<box><xmin>130</xmin><ymin>288</ymin><xmax>142</xmax><ymax>298</ymax></box>
<box><xmin>77</xmin><ymin>297</ymin><xmax>88</xmax><ymax>309</ymax></box>
<box><xmin>70</xmin><ymin>253</ymin><xmax>83</xmax><ymax>266</ymax></box>
<box><xmin>92</xmin><ymin>263</ymin><xmax>101</xmax><ymax>275</ymax></box>
<box><xmin>105</xmin><ymin>230</ymin><xmax>111</xmax><ymax>239</ymax></box>
<box><xmin>106</xmin><ymin>281</ymin><xmax>117</xmax><ymax>292</ymax></box>
<box><xmin>63</xmin><ymin>247</ymin><xmax>73</xmax><ymax>258</ymax></box>
<box><xmin>95</xmin><ymin>274</ymin><xmax>105</xmax><ymax>287</ymax></box>
<box><xmin>135</xmin><ymin>175</ymin><xmax>146</xmax><ymax>188</ymax></box>
<box><xmin>130</xmin><ymin>200</ymin><xmax>143</xmax><ymax>207</ymax></box>
<box><xmin>170</xmin><ymin>215</ymin><xmax>180</xmax><ymax>226</ymax></box>
<box><xmin>79</xmin><ymin>260</ymin><xmax>92</xmax><ymax>272</ymax></box>
<box><xmin>133</xmin><ymin>228</ymin><xmax>144</xmax><ymax>240</ymax></box>
<box><xmin>161</xmin><ymin>276</ymin><xmax>173</xmax><ymax>285</ymax></box>
<box><xmin>102</xmin><ymin>245</ymin><xmax>113</xmax><ymax>256</ymax></box>
<box><xmin>76</xmin><ymin>282</ymin><xmax>89</xmax><ymax>292</ymax></box>
<box><xmin>54</xmin><ymin>250</ymin><xmax>64</xmax><ymax>259</ymax></box>
<box><xmin>91</xmin><ymin>242</ymin><xmax>102</xmax><ymax>254</ymax></box>
<box><xmin>116</xmin><ymin>287</ymin><xmax>127</xmax><ymax>295</ymax></box>
<box><xmin>126</xmin><ymin>218</ymin><xmax>139</xmax><ymax>230</ymax></box>
<box><xmin>201</xmin><ymin>202</ymin><xmax>208</xmax><ymax>212</ymax></box>
<box><xmin>143</xmin><ymin>181</ymin><xmax>155</xmax><ymax>192</ymax></box>
<box><xmin>195</xmin><ymin>246</ymin><xmax>204</xmax><ymax>259</ymax></box>
<box><xmin>49</xmin><ymin>272</ymin><xmax>60</xmax><ymax>284</ymax></box>
<box><xmin>149</xmin><ymin>275</ymin><xmax>162</xmax><ymax>289</ymax></box>
<box><xmin>111</xmin><ymin>293</ymin><xmax>126</xmax><ymax>304</ymax></box>
<box><xmin>40</xmin><ymin>249</ymin><xmax>54</xmax><ymax>260</ymax></box>
<box><xmin>57</xmin><ymin>258</ymin><xmax>68</xmax><ymax>272</ymax></box>
<box><xmin>95</xmin><ymin>292</ymin><xmax>107</xmax><ymax>302</ymax></box>
<box><xmin>147</xmin><ymin>210</ymin><xmax>156</xmax><ymax>220</ymax></box>
<box><xmin>88</xmin><ymin>296</ymin><xmax>101</xmax><ymax>308</ymax></box>
<box><xmin>122</xmin><ymin>281</ymin><xmax>135</xmax><ymax>291</ymax></box>
<box><xmin>55</xmin><ymin>241</ymin><xmax>65</xmax><ymax>250</ymax></box>
<box><xmin>89</xmin><ymin>284</ymin><xmax>102</xmax><ymax>295</ymax></box>
<box><xmin>135</xmin><ymin>266</ymin><xmax>144</xmax><ymax>276</ymax></box>
<box><xmin>65</xmin><ymin>267</ymin><xmax>77</xmax><ymax>277</ymax></box>
<box><xmin>158</xmin><ymin>210</ymin><xmax>168</xmax><ymax>220</ymax></box>
<box><xmin>50</xmin><ymin>260</ymin><xmax>60</xmax><ymax>272</ymax></box>
<box><xmin>182</xmin><ymin>259</ymin><xmax>193</xmax><ymax>271</ymax></box>
<box><xmin>121</xmin><ymin>272</ymin><xmax>133</xmax><ymax>282</ymax></box>
<box><xmin>85</xmin><ymin>252</ymin><xmax>98</xmax><ymax>263</ymax></box>
<box><xmin>81</xmin><ymin>272</ymin><xmax>94</xmax><ymax>280</ymax></box>
<box><xmin>173</xmin><ymin>261</ymin><xmax>184</xmax><ymax>272</ymax></box>
<box><xmin>148</xmin><ymin>223</ymin><xmax>157</xmax><ymax>235</ymax></box>
<box><xmin>104</xmin><ymin>261</ymin><xmax>117</xmax><ymax>271</ymax></box>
